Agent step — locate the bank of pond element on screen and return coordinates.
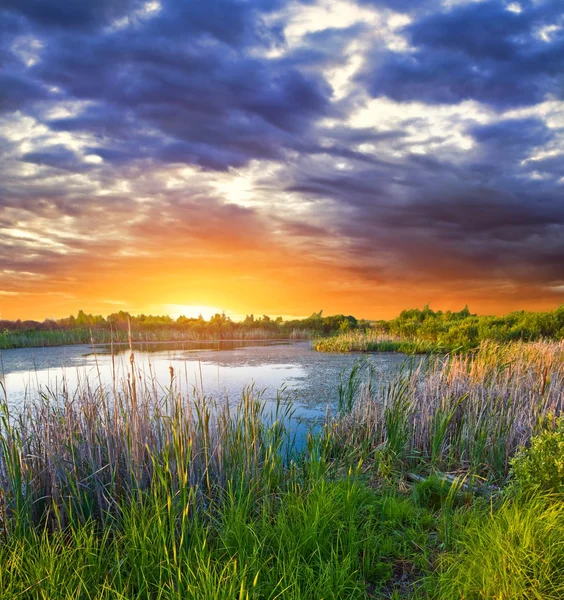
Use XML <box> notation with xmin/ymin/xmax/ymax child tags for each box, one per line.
<box><xmin>0</xmin><ymin>340</ymin><xmax>563</xmax><ymax>598</ymax></box>
<box><xmin>2</xmin><ymin>305</ymin><xmax>564</xmax><ymax>352</ymax></box>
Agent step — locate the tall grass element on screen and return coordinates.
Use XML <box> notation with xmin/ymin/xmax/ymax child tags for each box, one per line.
<box><xmin>329</xmin><ymin>340</ymin><xmax>564</xmax><ymax>482</ymax></box>
<box><xmin>0</xmin><ymin>352</ymin><xmax>441</xmax><ymax>598</ymax></box>
<box><xmin>437</xmin><ymin>493</ymin><xmax>564</xmax><ymax>599</ymax></box>
<box><xmin>314</xmin><ymin>331</ymin><xmax>456</xmax><ymax>354</ymax></box>
<box><xmin>0</xmin><ymin>327</ymin><xmax>311</xmax><ymax>349</ymax></box>
<box><xmin>0</xmin><ymin>382</ymin><xmax>296</xmax><ymax>531</ymax></box>
<box><xmin>337</xmin><ymin>357</ymin><xmax>375</xmax><ymax>414</ymax></box>
<box><xmin>1</xmin><ymin>340</ymin><xmax>563</xmax><ymax>598</ymax></box>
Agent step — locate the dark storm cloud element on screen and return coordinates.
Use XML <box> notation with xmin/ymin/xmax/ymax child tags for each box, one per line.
<box><xmin>150</xmin><ymin>0</ymin><xmax>287</xmax><ymax>47</ymax></box>
<box><xmin>22</xmin><ymin>144</ymin><xmax>93</xmax><ymax>172</ymax></box>
<box><xmin>2</xmin><ymin>0</ymin><xmax>285</xmax><ymax>43</ymax></box>
<box><xmin>1</xmin><ymin>0</ymin><xmax>145</xmax><ymax>31</ymax></box>
<box><xmin>0</xmin><ymin>11</ymin><xmax>50</xmax><ymax>113</ymax></box>
<box><xmin>529</xmin><ymin>153</ymin><xmax>564</xmax><ymax>178</ymax></box>
<box><xmin>409</xmin><ymin>2</ymin><xmax>531</xmax><ymax>60</ymax></box>
<box><xmin>287</xmin><ymin>147</ymin><xmax>564</xmax><ymax>286</ymax></box>
<box><xmin>470</xmin><ymin>117</ymin><xmax>554</xmax><ymax>150</ymax></box>
<box><xmin>1</xmin><ymin>0</ymin><xmax>564</xmax><ymax>304</ymax></box>
<box><xmin>467</xmin><ymin>117</ymin><xmax>560</xmax><ymax>182</ymax></box>
<box><xmin>360</xmin><ymin>0</ymin><xmax>564</xmax><ymax>108</ymax></box>
<box><xmin>276</xmin><ymin>23</ymin><xmax>368</xmax><ymax>70</ymax></box>
<box><xmin>1</xmin><ymin>0</ymin><xmax>332</xmax><ymax>171</ymax></box>
<box><xmin>0</xmin><ymin>73</ymin><xmax>48</xmax><ymax>113</ymax></box>
<box><xmin>42</xmin><ymin>42</ymin><xmax>332</xmax><ymax>169</ymax></box>
<box><xmin>284</xmin><ymin>95</ymin><xmax>564</xmax><ymax>285</ymax></box>
<box><xmin>0</xmin><ymin>12</ymin><xmax>24</xmax><ymax>66</ymax></box>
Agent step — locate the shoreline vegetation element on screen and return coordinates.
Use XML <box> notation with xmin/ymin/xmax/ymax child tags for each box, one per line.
<box><xmin>1</xmin><ymin>340</ymin><xmax>563</xmax><ymax>598</ymax></box>
<box><xmin>315</xmin><ymin>304</ymin><xmax>564</xmax><ymax>354</ymax></box>
<box><xmin>0</xmin><ymin>310</ymin><xmax>362</xmax><ymax>350</ymax></box>
<box><xmin>315</xmin><ymin>334</ymin><xmax>454</xmax><ymax>355</ymax></box>
<box><xmin>1</xmin><ymin>304</ymin><xmax>564</xmax><ymax>352</ymax></box>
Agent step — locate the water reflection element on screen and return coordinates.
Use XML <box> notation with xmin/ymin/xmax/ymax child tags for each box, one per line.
<box><xmin>0</xmin><ymin>340</ymin><xmax>409</xmax><ymax>428</ymax></box>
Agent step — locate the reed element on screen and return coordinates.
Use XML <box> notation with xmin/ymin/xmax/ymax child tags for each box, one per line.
<box><xmin>314</xmin><ymin>331</ymin><xmax>455</xmax><ymax>354</ymax></box>
<box><xmin>329</xmin><ymin>340</ymin><xmax>564</xmax><ymax>482</ymax></box>
<box><xmin>0</xmin><ymin>382</ymin><xmax>297</xmax><ymax>531</ymax></box>
<box><xmin>0</xmin><ymin>327</ymin><xmax>312</xmax><ymax>349</ymax></box>
<box><xmin>1</xmin><ymin>340</ymin><xmax>563</xmax><ymax>598</ymax></box>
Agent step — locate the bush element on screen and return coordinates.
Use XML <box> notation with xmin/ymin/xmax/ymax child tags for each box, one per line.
<box><xmin>509</xmin><ymin>415</ymin><xmax>564</xmax><ymax>495</ymax></box>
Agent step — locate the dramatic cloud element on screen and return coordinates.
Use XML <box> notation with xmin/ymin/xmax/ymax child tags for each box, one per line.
<box><xmin>0</xmin><ymin>0</ymin><xmax>563</xmax><ymax>319</ymax></box>
<box><xmin>361</xmin><ymin>0</ymin><xmax>564</xmax><ymax>108</ymax></box>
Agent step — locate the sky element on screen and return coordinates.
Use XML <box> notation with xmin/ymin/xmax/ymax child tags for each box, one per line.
<box><xmin>1</xmin><ymin>0</ymin><xmax>563</xmax><ymax>321</ymax></box>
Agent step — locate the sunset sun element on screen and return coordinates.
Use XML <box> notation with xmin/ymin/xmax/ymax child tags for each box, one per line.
<box><xmin>163</xmin><ymin>304</ymin><xmax>229</xmax><ymax>320</ymax></box>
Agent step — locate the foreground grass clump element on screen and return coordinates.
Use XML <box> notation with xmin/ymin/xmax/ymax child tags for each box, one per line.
<box><xmin>0</xmin><ymin>475</ymin><xmax>442</xmax><ymax>599</ymax></box>
<box><xmin>437</xmin><ymin>494</ymin><xmax>564</xmax><ymax>599</ymax></box>
<box><xmin>1</xmin><ymin>340</ymin><xmax>563</xmax><ymax>598</ymax></box>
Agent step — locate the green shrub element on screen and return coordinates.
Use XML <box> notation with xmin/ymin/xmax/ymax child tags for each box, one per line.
<box><xmin>509</xmin><ymin>415</ymin><xmax>564</xmax><ymax>495</ymax></box>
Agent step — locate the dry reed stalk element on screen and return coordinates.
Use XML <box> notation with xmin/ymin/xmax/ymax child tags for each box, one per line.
<box><xmin>330</xmin><ymin>341</ymin><xmax>564</xmax><ymax>479</ymax></box>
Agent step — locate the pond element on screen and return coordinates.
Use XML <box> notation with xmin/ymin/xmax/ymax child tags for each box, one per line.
<box><xmin>0</xmin><ymin>340</ymin><xmax>411</xmax><ymax>429</ymax></box>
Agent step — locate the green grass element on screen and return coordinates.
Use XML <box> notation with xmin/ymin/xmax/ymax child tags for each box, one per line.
<box><xmin>436</xmin><ymin>493</ymin><xmax>564</xmax><ymax>599</ymax></box>
<box><xmin>314</xmin><ymin>332</ymin><xmax>464</xmax><ymax>354</ymax></box>
<box><xmin>1</xmin><ymin>341</ymin><xmax>563</xmax><ymax>598</ymax></box>
<box><xmin>0</xmin><ymin>475</ymin><xmax>443</xmax><ymax>599</ymax></box>
<box><xmin>0</xmin><ymin>327</ymin><xmax>311</xmax><ymax>349</ymax></box>
<box><xmin>3</xmin><ymin>485</ymin><xmax>561</xmax><ymax>599</ymax></box>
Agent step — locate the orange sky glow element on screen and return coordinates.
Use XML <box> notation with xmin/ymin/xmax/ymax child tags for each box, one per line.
<box><xmin>1</xmin><ymin>244</ymin><xmax>562</xmax><ymax>322</ymax></box>
<box><xmin>1</xmin><ymin>0</ymin><xmax>563</xmax><ymax>322</ymax></box>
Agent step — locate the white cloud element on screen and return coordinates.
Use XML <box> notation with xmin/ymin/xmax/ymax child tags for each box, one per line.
<box><xmin>11</xmin><ymin>36</ymin><xmax>43</xmax><ymax>67</ymax></box>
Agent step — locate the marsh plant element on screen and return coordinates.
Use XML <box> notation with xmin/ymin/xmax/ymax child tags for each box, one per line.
<box><xmin>329</xmin><ymin>341</ymin><xmax>564</xmax><ymax>481</ymax></box>
<box><xmin>0</xmin><ymin>340</ymin><xmax>563</xmax><ymax>598</ymax></box>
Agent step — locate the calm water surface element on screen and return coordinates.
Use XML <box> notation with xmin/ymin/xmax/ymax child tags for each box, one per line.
<box><xmin>0</xmin><ymin>340</ymin><xmax>409</xmax><ymax>426</ymax></box>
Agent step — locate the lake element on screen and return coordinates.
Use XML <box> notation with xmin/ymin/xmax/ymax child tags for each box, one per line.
<box><xmin>0</xmin><ymin>340</ymin><xmax>410</xmax><ymax>427</ymax></box>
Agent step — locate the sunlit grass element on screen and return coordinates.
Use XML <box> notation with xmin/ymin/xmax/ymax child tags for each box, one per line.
<box><xmin>315</xmin><ymin>304</ymin><xmax>564</xmax><ymax>355</ymax></box>
<box><xmin>330</xmin><ymin>340</ymin><xmax>564</xmax><ymax>481</ymax></box>
<box><xmin>0</xmin><ymin>340</ymin><xmax>563</xmax><ymax>598</ymax></box>
<box><xmin>314</xmin><ymin>331</ymin><xmax>455</xmax><ymax>354</ymax></box>
<box><xmin>436</xmin><ymin>493</ymin><xmax>564</xmax><ymax>599</ymax></box>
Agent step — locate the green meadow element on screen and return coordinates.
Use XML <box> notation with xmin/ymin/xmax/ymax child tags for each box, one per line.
<box><xmin>1</xmin><ymin>338</ymin><xmax>563</xmax><ymax>599</ymax></box>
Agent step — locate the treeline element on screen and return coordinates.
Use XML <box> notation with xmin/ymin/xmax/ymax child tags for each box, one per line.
<box><xmin>374</xmin><ymin>304</ymin><xmax>564</xmax><ymax>348</ymax></box>
<box><xmin>6</xmin><ymin>304</ymin><xmax>563</xmax><ymax>351</ymax></box>
<box><xmin>0</xmin><ymin>310</ymin><xmax>366</xmax><ymax>349</ymax></box>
